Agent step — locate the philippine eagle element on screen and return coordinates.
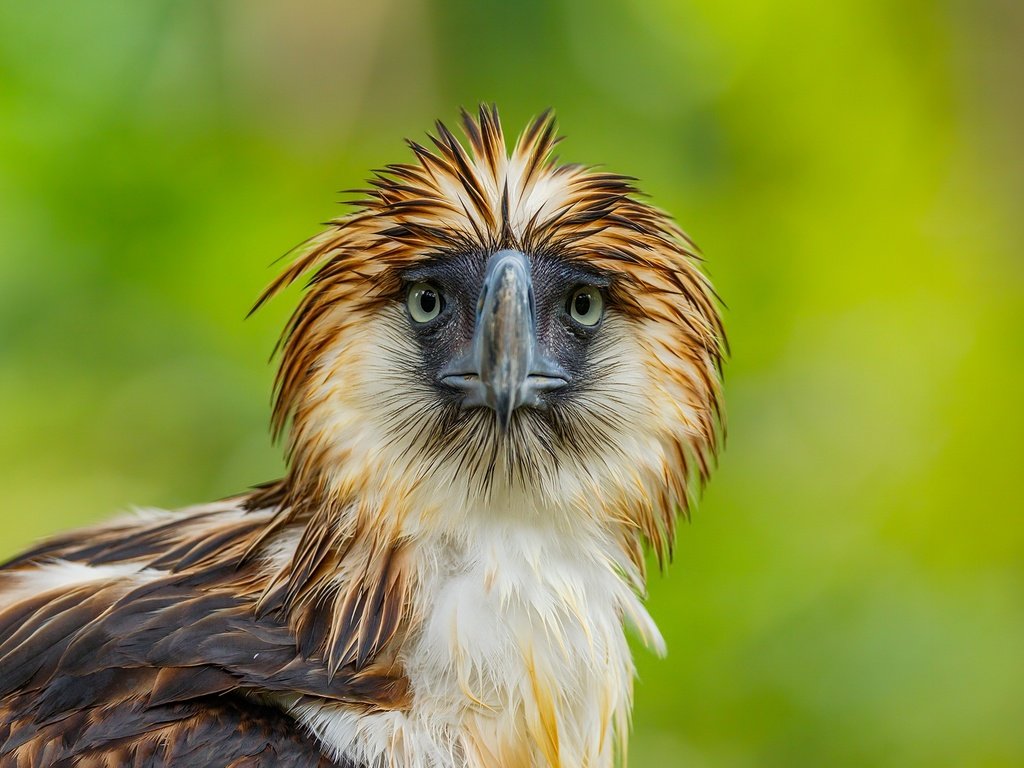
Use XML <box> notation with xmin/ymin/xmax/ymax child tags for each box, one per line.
<box><xmin>0</xmin><ymin>107</ymin><xmax>725</xmax><ymax>768</ymax></box>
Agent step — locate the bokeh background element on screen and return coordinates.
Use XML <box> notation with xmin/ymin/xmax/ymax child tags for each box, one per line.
<box><xmin>2</xmin><ymin>1</ymin><xmax>1022</xmax><ymax>765</ymax></box>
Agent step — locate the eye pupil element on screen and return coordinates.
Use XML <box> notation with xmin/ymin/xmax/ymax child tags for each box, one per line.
<box><xmin>567</xmin><ymin>286</ymin><xmax>604</xmax><ymax>327</ymax></box>
<box><xmin>407</xmin><ymin>282</ymin><xmax>444</xmax><ymax>323</ymax></box>
<box><xmin>573</xmin><ymin>293</ymin><xmax>591</xmax><ymax>316</ymax></box>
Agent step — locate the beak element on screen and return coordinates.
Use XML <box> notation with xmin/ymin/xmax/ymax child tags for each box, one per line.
<box><xmin>441</xmin><ymin>250</ymin><xmax>568</xmax><ymax>427</ymax></box>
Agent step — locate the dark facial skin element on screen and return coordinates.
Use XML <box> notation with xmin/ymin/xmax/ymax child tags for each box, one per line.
<box><xmin>401</xmin><ymin>250</ymin><xmax>611</xmax><ymax>419</ymax></box>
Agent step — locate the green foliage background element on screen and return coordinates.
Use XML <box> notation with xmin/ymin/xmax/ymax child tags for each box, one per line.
<box><xmin>1</xmin><ymin>2</ymin><xmax>1021</xmax><ymax>765</ymax></box>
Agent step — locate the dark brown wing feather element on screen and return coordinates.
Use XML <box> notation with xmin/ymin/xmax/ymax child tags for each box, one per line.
<box><xmin>0</xmin><ymin>695</ymin><xmax>351</xmax><ymax>767</ymax></box>
<box><xmin>0</xmin><ymin>502</ymin><xmax>407</xmax><ymax>766</ymax></box>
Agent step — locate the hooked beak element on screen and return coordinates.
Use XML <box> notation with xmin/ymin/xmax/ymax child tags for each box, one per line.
<box><xmin>441</xmin><ymin>250</ymin><xmax>568</xmax><ymax>427</ymax></box>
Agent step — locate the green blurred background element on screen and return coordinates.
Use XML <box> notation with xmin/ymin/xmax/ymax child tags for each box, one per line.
<box><xmin>1</xmin><ymin>1</ymin><xmax>1021</xmax><ymax>765</ymax></box>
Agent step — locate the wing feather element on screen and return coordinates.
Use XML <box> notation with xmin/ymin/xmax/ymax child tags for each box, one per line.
<box><xmin>0</xmin><ymin>500</ymin><xmax>408</xmax><ymax>765</ymax></box>
<box><xmin>0</xmin><ymin>696</ymin><xmax>351</xmax><ymax>767</ymax></box>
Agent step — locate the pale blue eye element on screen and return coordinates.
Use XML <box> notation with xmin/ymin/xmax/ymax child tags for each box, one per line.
<box><xmin>407</xmin><ymin>282</ymin><xmax>443</xmax><ymax>323</ymax></box>
<box><xmin>567</xmin><ymin>286</ymin><xmax>603</xmax><ymax>326</ymax></box>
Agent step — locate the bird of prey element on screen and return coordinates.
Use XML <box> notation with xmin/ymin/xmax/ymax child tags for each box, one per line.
<box><xmin>0</xmin><ymin>106</ymin><xmax>725</xmax><ymax>768</ymax></box>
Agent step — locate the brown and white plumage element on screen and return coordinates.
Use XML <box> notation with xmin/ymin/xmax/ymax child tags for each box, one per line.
<box><xmin>0</xmin><ymin>107</ymin><xmax>724</xmax><ymax>768</ymax></box>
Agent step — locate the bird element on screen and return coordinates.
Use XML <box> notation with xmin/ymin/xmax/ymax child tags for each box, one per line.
<box><xmin>0</xmin><ymin>106</ymin><xmax>725</xmax><ymax>768</ymax></box>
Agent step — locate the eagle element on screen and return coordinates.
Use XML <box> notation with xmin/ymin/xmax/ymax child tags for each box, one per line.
<box><xmin>0</xmin><ymin>106</ymin><xmax>725</xmax><ymax>768</ymax></box>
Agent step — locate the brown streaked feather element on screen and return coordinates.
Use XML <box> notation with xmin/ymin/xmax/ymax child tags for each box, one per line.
<box><xmin>0</xmin><ymin>695</ymin><xmax>350</xmax><ymax>767</ymax></box>
<box><xmin>0</xmin><ymin>503</ymin><xmax>410</xmax><ymax>763</ymax></box>
<box><xmin>251</xmin><ymin>497</ymin><xmax>414</xmax><ymax>678</ymax></box>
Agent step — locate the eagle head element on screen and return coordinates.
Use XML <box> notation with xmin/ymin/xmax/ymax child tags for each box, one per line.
<box><xmin>256</xmin><ymin>106</ymin><xmax>724</xmax><ymax>560</ymax></box>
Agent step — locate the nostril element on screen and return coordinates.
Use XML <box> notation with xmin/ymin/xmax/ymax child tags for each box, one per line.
<box><xmin>515</xmin><ymin>374</ymin><xmax>568</xmax><ymax>411</ymax></box>
<box><xmin>526</xmin><ymin>374</ymin><xmax>568</xmax><ymax>391</ymax></box>
<box><xmin>524</xmin><ymin>374</ymin><xmax>569</xmax><ymax>398</ymax></box>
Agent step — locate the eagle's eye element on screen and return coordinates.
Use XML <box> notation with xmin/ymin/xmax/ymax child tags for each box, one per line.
<box><xmin>407</xmin><ymin>282</ymin><xmax>445</xmax><ymax>323</ymax></box>
<box><xmin>567</xmin><ymin>286</ymin><xmax>604</xmax><ymax>327</ymax></box>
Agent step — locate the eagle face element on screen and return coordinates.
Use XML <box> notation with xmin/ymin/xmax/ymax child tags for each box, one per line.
<box><xmin>264</xmin><ymin>106</ymin><xmax>724</xmax><ymax>552</ymax></box>
<box><xmin>383</xmin><ymin>247</ymin><xmax>631</xmax><ymax>484</ymax></box>
<box><xmin>406</xmin><ymin>248</ymin><xmax>603</xmax><ymax>426</ymax></box>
